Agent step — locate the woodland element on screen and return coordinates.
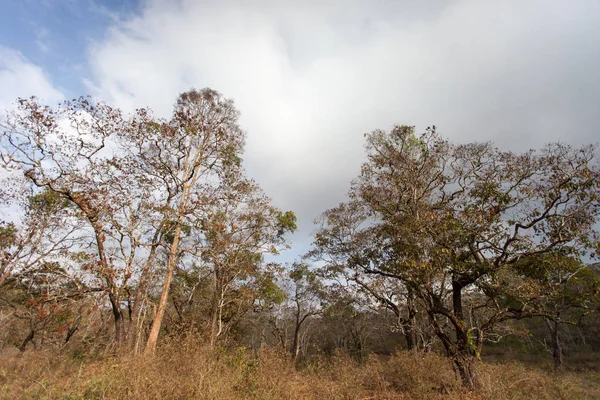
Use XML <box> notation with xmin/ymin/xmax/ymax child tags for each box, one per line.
<box><xmin>0</xmin><ymin>88</ymin><xmax>599</xmax><ymax>399</ymax></box>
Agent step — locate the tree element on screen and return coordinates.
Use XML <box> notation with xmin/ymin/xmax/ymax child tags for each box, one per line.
<box><xmin>308</xmin><ymin>201</ymin><xmax>432</xmax><ymax>351</ymax></box>
<box><xmin>319</xmin><ymin>298</ymin><xmax>378</xmax><ymax>361</ymax></box>
<box><xmin>510</xmin><ymin>254</ymin><xmax>600</xmax><ymax>369</ymax></box>
<box><xmin>199</xmin><ymin>180</ymin><xmax>296</xmax><ymax>346</ymax></box>
<box><xmin>138</xmin><ymin>88</ymin><xmax>283</xmax><ymax>353</ymax></box>
<box><xmin>311</xmin><ymin>125</ymin><xmax>600</xmax><ymax>388</ymax></box>
<box><xmin>0</xmin><ymin>189</ymin><xmax>101</xmax><ymax>351</ymax></box>
<box><xmin>0</xmin><ymin>188</ymin><xmax>82</xmax><ymax>289</ymax></box>
<box><xmin>1</xmin><ymin>89</ymin><xmax>295</xmax><ymax>354</ymax></box>
<box><xmin>0</xmin><ymin>98</ymin><xmax>140</xmax><ymax>346</ymax></box>
<box><xmin>288</xmin><ymin>262</ymin><xmax>322</xmax><ymax>361</ymax></box>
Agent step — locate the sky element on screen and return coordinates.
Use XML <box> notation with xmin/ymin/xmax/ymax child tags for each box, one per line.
<box><xmin>1</xmin><ymin>0</ymin><xmax>600</xmax><ymax>259</ymax></box>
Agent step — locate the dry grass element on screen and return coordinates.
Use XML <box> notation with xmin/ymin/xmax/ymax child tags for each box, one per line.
<box><xmin>0</xmin><ymin>340</ymin><xmax>598</xmax><ymax>399</ymax></box>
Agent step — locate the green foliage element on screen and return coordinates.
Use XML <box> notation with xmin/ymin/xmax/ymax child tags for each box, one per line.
<box><xmin>276</xmin><ymin>211</ymin><xmax>297</xmax><ymax>237</ymax></box>
<box><xmin>161</xmin><ymin>221</ymin><xmax>192</xmax><ymax>244</ymax></box>
<box><xmin>512</xmin><ymin>253</ymin><xmax>600</xmax><ymax>308</ymax></box>
<box><xmin>514</xmin><ymin>254</ymin><xmax>582</xmax><ymax>282</ymax></box>
<box><xmin>28</xmin><ymin>189</ymin><xmax>69</xmax><ymax>213</ymax></box>
<box><xmin>256</xmin><ymin>274</ymin><xmax>286</xmax><ymax>305</ymax></box>
<box><xmin>289</xmin><ymin>263</ymin><xmax>309</xmax><ymax>282</ymax></box>
<box><xmin>0</xmin><ymin>222</ymin><xmax>17</xmax><ymax>249</ymax></box>
<box><xmin>3</xmin><ymin>89</ymin><xmax>600</xmax><ymax>396</ymax></box>
<box><xmin>312</xmin><ymin>123</ymin><xmax>600</xmax><ymax>386</ymax></box>
<box><xmin>289</xmin><ymin>263</ymin><xmax>321</xmax><ymax>293</ymax></box>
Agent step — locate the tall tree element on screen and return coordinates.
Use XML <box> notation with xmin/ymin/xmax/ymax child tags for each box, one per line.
<box><xmin>510</xmin><ymin>253</ymin><xmax>600</xmax><ymax>369</ymax></box>
<box><xmin>124</xmin><ymin>88</ymin><xmax>244</xmax><ymax>352</ymax></box>
<box><xmin>0</xmin><ymin>89</ymin><xmax>296</xmax><ymax>355</ymax></box>
<box><xmin>1</xmin><ymin>97</ymin><xmax>143</xmax><ymax>346</ymax></box>
<box><xmin>0</xmin><ymin>187</ymin><xmax>82</xmax><ymax>289</ymax></box>
<box><xmin>138</xmin><ymin>88</ymin><xmax>291</xmax><ymax>353</ymax></box>
<box><xmin>199</xmin><ymin>180</ymin><xmax>296</xmax><ymax>346</ymax></box>
<box><xmin>288</xmin><ymin>262</ymin><xmax>322</xmax><ymax>361</ymax></box>
<box><xmin>311</xmin><ymin>125</ymin><xmax>600</xmax><ymax>388</ymax></box>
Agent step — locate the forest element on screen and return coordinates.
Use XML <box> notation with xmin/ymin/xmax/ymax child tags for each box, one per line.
<box><xmin>0</xmin><ymin>88</ymin><xmax>599</xmax><ymax>399</ymax></box>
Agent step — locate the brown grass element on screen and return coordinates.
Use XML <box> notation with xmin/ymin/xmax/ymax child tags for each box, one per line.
<box><xmin>0</xmin><ymin>340</ymin><xmax>598</xmax><ymax>399</ymax></box>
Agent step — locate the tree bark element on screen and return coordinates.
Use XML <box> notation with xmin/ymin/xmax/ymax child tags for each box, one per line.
<box><xmin>404</xmin><ymin>330</ymin><xmax>415</xmax><ymax>351</ymax></box>
<box><xmin>546</xmin><ymin>318</ymin><xmax>564</xmax><ymax>370</ymax></box>
<box><xmin>127</xmin><ymin>238</ymin><xmax>160</xmax><ymax>352</ymax></box>
<box><xmin>453</xmin><ymin>354</ymin><xmax>480</xmax><ymax>389</ymax></box>
<box><xmin>89</xmin><ymin>215</ymin><xmax>125</xmax><ymax>349</ymax></box>
<box><xmin>145</xmin><ymin>223</ymin><xmax>182</xmax><ymax>354</ymax></box>
<box><xmin>451</xmin><ymin>280</ymin><xmax>480</xmax><ymax>389</ymax></box>
<box><xmin>108</xmin><ymin>290</ymin><xmax>125</xmax><ymax>346</ymax></box>
<box><xmin>64</xmin><ymin>317</ymin><xmax>80</xmax><ymax>344</ymax></box>
<box><xmin>209</xmin><ymin>269</ymin><xmax>224</xmax><ymax>347</ymax></box>
<box><xmin>405</xmin><ymin>289</ymin><xmax>418</xmax><ymax>350</ymax></box>
<box><xmin>19</xmin><ymin>328</ymin><xmax>35</xmax><ymax>352</ymax></box>
<box><xmin>291</xmin><ymin>304</ymin><xmax>302</xmax><ymax>362</ymax></box>
<box><xmin>291</xmin><ymin>323</ymin><xmax>301</xmax><ymax>361</ymax></box>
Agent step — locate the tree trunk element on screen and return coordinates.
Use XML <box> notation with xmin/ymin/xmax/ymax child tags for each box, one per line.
<box><xmin>451</xmin><ymin>280</ymin><xmax>480</xmax><ymax>389</ymax></box>
<box><xmin>291</xmin><ymin>309</ymin><xmax>301</xmax><ymax>362</ymax></box>
<box><xmin>291</xmin><ymin>326</ymin><xmax>300</xmax><ymax>361</ymax></box>
<box><xmin>403</xmin><ymin>330</ymin><xmax>415</xmax><ymax>351</ymax></box>
<box><xmin>94</xmin><ymin>225</ymin><xmax>126</xmax><ymax>349</ymax></box>
<box><xmin>108</xmin><ymin>290</ymin><xmax>125</xmax><ymax>346</ymax></box>
<box><xmin>145</xmin><ymin>173</ymin><xmax>197</xmax><ymax>354</ymax></box>
<box><xmin>270</xmin><ymin>317</ymin><xmax>287</xmax><ymax>353</ymax></box>
<box><xmin>145</xmin><ymin>224</ymin><xmax>182</xmax><ymax>354</ymax></box>
<box><xmin>19</xmin><ymin>328</ymin><xmax>35</xmax><ymax>352</ymax></box>
<box><xmin>128</xmin><ymin>230</ymin><xmax>161</xmax><ymax>352</ymax></box>
<box><xmin>454</xmin><ymin>354</ymin><xmax>480</xmax><ymax>389</ymax></box>
<box><xmin>451</xmin><ymin>280</ymin><xmax>464</xmax><ymax>321</ymax></box>
<box><xmin>405</xmin><ymin>289</ymin><xmax>418</xmax><ymax>350</ymax></box>
<box><xmin>209</xmin><ymin>271</ymin><xmax>224</xmax><ymax>347</ymax></box>
<box><xmin>64</xmin><ymin>318</ymin><xmax>80</xmax><ymax>344</ymax></box>
<box><xmin>428</xmin><ymin>306</ymin><xmax>479</xmax><ymax>389</ymax></box>
<box><xmin>546</xmin><ymin>318</ymin><xmax>564</xmax><ymax>370</ymax></box>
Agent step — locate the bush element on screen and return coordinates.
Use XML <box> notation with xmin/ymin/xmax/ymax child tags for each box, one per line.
<box><xmin>0</xmin><ymin>340</ymin><xmax>598</xmax><ymax>399</ymax></box>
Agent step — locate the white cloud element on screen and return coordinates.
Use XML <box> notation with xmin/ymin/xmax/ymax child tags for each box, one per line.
<box><xmin>0</xmin><ymin>46</ymin><xmax>65</xmax><ymax>212</ymax></box>
<box><xmin>34</xmin><ymin>26</ymin><xmax>51</xmax><ymax>54</ymax></box>
<box><xmin>85</xmin><ymin>0</ymin><xmax>600</xmax><ymax>252</ymax></box>
<box><xmin>0</xmin><ymin>46</ymin><xmax>64</xmax><ymax>111</ymax></box>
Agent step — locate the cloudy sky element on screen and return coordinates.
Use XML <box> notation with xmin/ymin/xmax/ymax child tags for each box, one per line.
<box><xmin>2</xmin><ymin>0</ymin><xmax>599</xmax><ymax>258</ymax></box>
